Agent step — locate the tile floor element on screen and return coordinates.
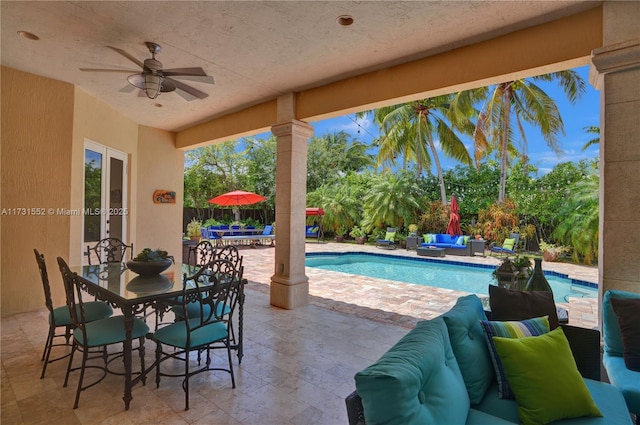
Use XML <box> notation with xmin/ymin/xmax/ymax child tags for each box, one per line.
<box><xmin>1</xmin><ymin>242</ymin><xmax>600</xmax><ymax>424</ymax></box>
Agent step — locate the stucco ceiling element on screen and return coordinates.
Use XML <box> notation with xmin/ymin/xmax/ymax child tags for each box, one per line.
<box><xmin>1</xmin><ymin>1</ymin><xmax>598</xmax><ymax>132</ymax></box>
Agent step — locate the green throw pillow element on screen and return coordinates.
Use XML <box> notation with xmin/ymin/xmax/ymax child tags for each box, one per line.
<box><xmin>492</xmin><ymin>327</ymin><xmax>602</xmax><ymax>425</ymax></box>
<box><xmin>480</xmin><ymin>316</ymin><xmax>550</xmax><ymax>399</ymax></box>
<box><xmin>384</xmin><ymin>231</ymin><xmax>395</xmax><ymax>242</ymax></box>
<box><xmin>503</xmin><ymin>238</ymin><xmax>516</xmax><ymax>251</ymax></box>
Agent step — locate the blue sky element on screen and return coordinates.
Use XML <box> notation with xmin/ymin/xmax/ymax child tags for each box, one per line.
<box><xmin>307</xmin><ymin>65</ymin><xmax>599</xmax><ymax>176</ymax></box>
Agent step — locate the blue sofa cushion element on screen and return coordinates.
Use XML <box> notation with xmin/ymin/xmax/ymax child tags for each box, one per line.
<box><xmin>355</xmin><ymin>318</ymin><xmax>469</xmax><ymax>424</ymax></box>
<box><xmin>442</xmin><ymin>294</ymin><xmax>493</xmax><ymax>404</ymax></box>
<box><xmin>474</xmin><ymin>380</ymin><xmax>632</xmax><ymax>425</ymax></box>
<box><xmin>603</xmin><ymin>289</ymin><xmax>640</xmax><ymax>356</ymax></box>
<box><xmin>603</xmin><ymin>353</ymin><xmax>640</xmax><ymax>415</ymax></box>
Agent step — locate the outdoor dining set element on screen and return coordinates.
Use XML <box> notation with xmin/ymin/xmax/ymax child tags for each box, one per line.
<box><xmin>35</xmin><ymin>237</ymin><xmax>246</xmax><ymax>411</ymax></box>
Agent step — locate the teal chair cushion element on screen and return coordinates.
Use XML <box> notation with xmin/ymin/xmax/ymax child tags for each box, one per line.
<box><xmin>442</xmin><ymin>294</ymin><xmax>493</xmax><ymax>404</ymax></box>
<box><xmin>603</xmin><ymin>289</ymin><xmax>640</xmax><ymax>356</ymax></box>
<box><xmin>153</xmin><ymin>320</ymin><xmax>227</xmax><ymax>349</ymax></box>
<box><xmin>51</xmin><ymin>301</ymin><xmax>113</xmax><ymax>326</ymax></box>
<box><xmin>74</xmin><ymin>315</ymin><xmax>149</xmax><ymax>348</ymax></box>
<box><xmin>172</xmin><ymin>302</ymin><xmax>231</xmax><ymax>320</ymax></box>
<box><xmin>355</xmin><ymin>318</ymin><xmax>469</xmax><ymax>424</ymax></box>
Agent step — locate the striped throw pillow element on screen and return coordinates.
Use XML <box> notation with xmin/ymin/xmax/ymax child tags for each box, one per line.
<box><xmin>480</xmin><ymin>316</ymin><xmax>550</xmax><ymax>399</ymax></box>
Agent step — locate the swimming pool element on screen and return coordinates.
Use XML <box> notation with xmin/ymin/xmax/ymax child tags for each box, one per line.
<box><xmin>305</xmin><ymin>252</ymin><xmax>597</xmax><ymax>303</ymax></box>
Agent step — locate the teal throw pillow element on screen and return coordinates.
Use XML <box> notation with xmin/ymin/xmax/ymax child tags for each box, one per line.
<box><xmin>442</xmin><ymin>295</ymin><xmax>493</xmax><ymax>404</ymax></box>
<box><xmin>480</xmin><ymin>316</ymin><xmax>550</xmax><ymax>399</ymax></box>
<box><xmin>355</xmin><ymin>318</ymin><xmax>470</xmax><ymax>424</ymax></box>
<box><xmin>493</xmin><ymin>327</ymin><xmax>602</xmax><ymax>425</ymax></box>
<box><xmin>455</xmin><ymin>236</ymin><xmax>465</xmax><ymax>246</ymax></box>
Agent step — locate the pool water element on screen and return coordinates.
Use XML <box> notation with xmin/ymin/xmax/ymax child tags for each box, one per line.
<box><xmin>305</xmin><ymin>253</ymin><xmax>597</xmax><ymax>303</ymax></box>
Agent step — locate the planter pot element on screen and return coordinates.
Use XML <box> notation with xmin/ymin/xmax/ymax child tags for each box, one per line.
<box><xmin>335</xmin><ymin>235</ymin><xmax>345</xmax><ymax>242</ymax></box>
<box><xmin>355</xmin><ymin>236</ymin><xmax>365</xmax><ymax>244</ymax></box>
<box><xmin>542</xmin><ymin>251</ymin><xmax>558</xmax><ymax>262</ymax></box>
<box><xmin>126</xmin><ymin>259</ymin><xmax>173</xmax><ymax>276</ymax></box>
<box><xmin>190</xmin><ymin>236</ymin><xmax>200</xmax><ymax>241</ymax></box>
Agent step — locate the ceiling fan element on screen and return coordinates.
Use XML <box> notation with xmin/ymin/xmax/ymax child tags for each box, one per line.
<box><xmin>80</xmin><ymin>42</ymin><xmax>213</xmax><ymax>100</ymax></box>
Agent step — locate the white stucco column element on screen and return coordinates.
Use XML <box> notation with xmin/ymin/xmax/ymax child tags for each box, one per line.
<box><xmin>270</xmin><ymin>119</ymin><xmax>314</xmax><ymax>309</ymax></box>
<box><xmin>591</xmin><ymin>2</ymin><xmax>640</xmax><ymax>301</ymax></box>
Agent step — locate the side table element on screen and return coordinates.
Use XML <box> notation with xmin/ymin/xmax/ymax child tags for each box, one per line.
<box><xmin>406</xmin><ymin>235</ymin><xmax>420</xmax><ymax>250</ymax></box>
<box><xmin>469</xmin><ymin>239</ymin><xmax>485</xmax><ymax>256</ymax></box>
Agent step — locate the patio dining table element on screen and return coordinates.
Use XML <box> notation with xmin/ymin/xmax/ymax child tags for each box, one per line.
<box><xmin>69</xmin><ymin>262</ymin><xmax>245</xmax><ymax>410</ymax></box>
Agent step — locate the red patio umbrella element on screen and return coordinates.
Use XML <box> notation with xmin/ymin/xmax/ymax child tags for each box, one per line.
<box><xmin>208</xmin><ymin>190</ymin><xmax>266</xmax><ymax>206</ymax></box>
<box><xmin>446</xmin><ymin>195</ymin><xmax>462</xmax><ymax>236</ymax></box>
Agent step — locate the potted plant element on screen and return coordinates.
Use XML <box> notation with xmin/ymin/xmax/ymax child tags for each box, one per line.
<box><xmin>349</xmin><ymin>226</ymin><xmax>366</xmax><ymax>244</ymax></box>
<box><xmin>512</xmin><ymin>255</ymin><xmax>532</xmax><ymax>290</ymax></box>
<box><xmin>186</xmin><ymin>218</ymin><xmax>203</xmax><ymax>241</ymax></box>
<box><xmin>127</xmin><ymin>248</ymin><xmax>174</xmax><ymax>275</ymax></box>
<box><xmin>539</xmin><ymin>240</ymin><xmax>569</xmax><ymax>262</ymax></box>
<box><xmin>335</xmin><ymin>225</ymin><xmax>348</xmax><ymax>242</ymax></box>
<box><xmin>408</xmin><ymin>224</ymin><xmax>418</xmax><ymax>237</ymax></box>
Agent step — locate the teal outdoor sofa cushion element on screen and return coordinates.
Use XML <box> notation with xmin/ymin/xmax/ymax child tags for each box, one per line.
<box><xmin>602</xmin><ymin>289</ymin><xmax>640</xmax><ymax>417</ymax></box>
<box><xmin>442</xmin><ymin>294</ymin><xmax>494</xmax><ymax>404</ymax></box>
<box><xmin>355</xmin><ymin>318</ymin><xmax>470</xmax><ymax>425</ymax></box>
<box><xmin>348</xmin><ymin>293</ymin><xmax>634</xmax><ymax>425</ymax></box>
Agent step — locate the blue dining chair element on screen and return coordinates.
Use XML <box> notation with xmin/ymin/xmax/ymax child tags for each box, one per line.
<box><xmin>57</xmin><ymin>257</ymin><xmax>149</xmax><ymax>409</ymax></box>
<box><xmin>152</xmin><ymin>258</ymin><xmax>241</xmax><ymax>410</ymax></box>
<box><xmin>34</xmin><ymin>249</ymin><xmax>113</xmax><ymax>379</ymax></box>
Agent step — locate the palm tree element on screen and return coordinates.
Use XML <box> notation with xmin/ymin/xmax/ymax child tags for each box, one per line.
<box><xmin>581</xmin><ymin>125</ymin><xmax>600</xmax><ymax>151</ymax></box>
<box><xmin>359</xmin><ymin>94</ymin><xmax>472</xmax><ymax>204</ymax></box>
<box><xmin>360</xmin><ymin>171</ymin><xmax>422</xmax><ymax>232</ymax></box>
<box><xmin>552</xmin><ymin>168</ymin><xmax>599</xmax><ymax>264</ymax></box>
<box><xmin>459</xmin><ymin>71</ymin><xmax>586</xmax><ymax>203</ymax></box>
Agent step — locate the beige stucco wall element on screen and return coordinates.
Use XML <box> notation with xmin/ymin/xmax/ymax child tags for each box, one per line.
<box><xmin>1</xmin><ymin>67</ymin><xmax>184</xmax><ymax>316</ymax></box>
<box><xmin>135</xmin><ymin>126</ymin><xmax>183</xmax><ymax>262</ymax></box>
<box><xmin>1</xmin><ymin>66</ymin><xmax>75</xmax><ymax>314</ymax></box>
<box><xmin>596</xmin><ymin>1</ymin><xmax>640</xmax><ymax>297</ymax></box>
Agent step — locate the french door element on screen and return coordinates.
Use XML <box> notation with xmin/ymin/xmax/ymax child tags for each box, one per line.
<box><xmin>83</xmin><ymin>141</ymin><xmax>128</xmax><ymax>264</ymax></box>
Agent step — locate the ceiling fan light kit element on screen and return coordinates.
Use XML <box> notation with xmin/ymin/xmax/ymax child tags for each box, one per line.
<box><xmin>81</xmin><ymin>41</ymin><xmax>212</xmax><ymax>101</ymax></box>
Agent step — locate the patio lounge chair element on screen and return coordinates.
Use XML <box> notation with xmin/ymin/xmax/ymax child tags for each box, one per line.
<box><xmin>376</xmin><ymin>227</ymin><xmax>397</xmax><ymax>250</ymax></box>
<box><xmin>490</xmin><ymin>233</ymin><xmax>520</xmax><ymax>256</ymax></box>
<box><xmin>306</xmin><ymin>224</ymin><xmax>322</xmax><ymax>243</ymax></box>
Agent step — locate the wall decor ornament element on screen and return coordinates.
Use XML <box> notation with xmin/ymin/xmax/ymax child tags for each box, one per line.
<box><xmin>153</xmin><ymin>190</ymin><xmax>176</xmax><ymax>204</ymax></box>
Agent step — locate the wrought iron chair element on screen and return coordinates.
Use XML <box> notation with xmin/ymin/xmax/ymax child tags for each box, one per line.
<box><xmin>84</xmin><ymin>237</ymin><xmax>133</xmax><ymax>265</ymax></box>
<box><xmin>34</xmin><ymin>249</ymin><xmax>113</xmax><ymax>379</ymax></box>
<box><xmin>152</xmin><ymin>259</ymin><xmax>241</xmax><ymax>410</ymax></box>
<box><xmin>57</xmin><ymin>257</ymin><xmax>149</xmax><ymax>409</ymax></box>
<box><xmin>187</xmin><ymin>240</ymin><xmax>216</xmax><ymax>266</ymax></box>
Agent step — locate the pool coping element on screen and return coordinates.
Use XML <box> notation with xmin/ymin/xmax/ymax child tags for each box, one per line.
<box><xmin>305</xmin><ymin>251</ymin><xmax>598</xmax><ymax>290</ymax></box>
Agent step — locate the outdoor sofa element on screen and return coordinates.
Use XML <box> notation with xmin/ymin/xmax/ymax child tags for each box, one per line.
<box><xmin>346</xmin><ymin>291</ymin><xmax>633</xmax><ymax>425</ymax></box>
<box><xmin>420</xmin><ymin>233</ymin><xmax>473</xmax><ymax>256</ymax></box>
<box><xmin>602</xmin><ymin>289</ymin><xmax>640</xmax><ymax>422</ymax></box>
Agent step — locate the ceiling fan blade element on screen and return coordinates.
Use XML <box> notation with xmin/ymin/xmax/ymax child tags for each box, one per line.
<box><xmin>166</xmin><ymin>77</ymin><xmax>208</xmax><ymax>99</ymax></box>
<box><xmin>160</xmin><ymin>79</ymin><xmax>176</xmax><ymax>93</ymax></box>
<box><xmin>80</xmin><ymin>68</ymin><xmax>138</xmax><ymax>73</ymax></box>
<box><xmin>170</xmin><ymin>75</ymin><xmax>215</xmax><ymax>85</ymax></box>
<box><xmin>163</xmin><ymin>67</ymin><xmax>207</xmax><ymax>77</ymax></box>
<box><xmin>106</xmin><ymin>46</ymin><xmax>144</xmax><ymax>68</ymax></box>
<box><xmin>119</xmin><ymin>84</ymin><xmax>137</xmax><ymax>93</ymax></box>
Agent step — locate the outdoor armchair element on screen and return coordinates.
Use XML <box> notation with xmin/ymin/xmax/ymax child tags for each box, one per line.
<box><xmin>375</xmin><ymin>227</ymin><xmax>397</xmax><ymax>250</ymax></box>
<box><xmin>490</xmin><ymin>233</ymin><xmax>520</xmax><ymax>256</ymax></box>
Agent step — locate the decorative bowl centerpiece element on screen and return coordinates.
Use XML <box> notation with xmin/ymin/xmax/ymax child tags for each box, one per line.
<box><xmin>126</xmin><ymin>248</ymin><xmax>174</xmax><ymax>276</ymax></box>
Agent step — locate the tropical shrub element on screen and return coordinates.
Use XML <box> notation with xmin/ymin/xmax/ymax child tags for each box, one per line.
<box><xmin>419</xmin><ymin>201</ymin><xmax>449</xmax><ymax>233</ymax></box>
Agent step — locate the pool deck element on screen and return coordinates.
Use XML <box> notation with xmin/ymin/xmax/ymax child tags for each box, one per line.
<box><xmin>241</xmin><ymin>241</ymin><xmax>599</xmax><ymax>330</ymax></box>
